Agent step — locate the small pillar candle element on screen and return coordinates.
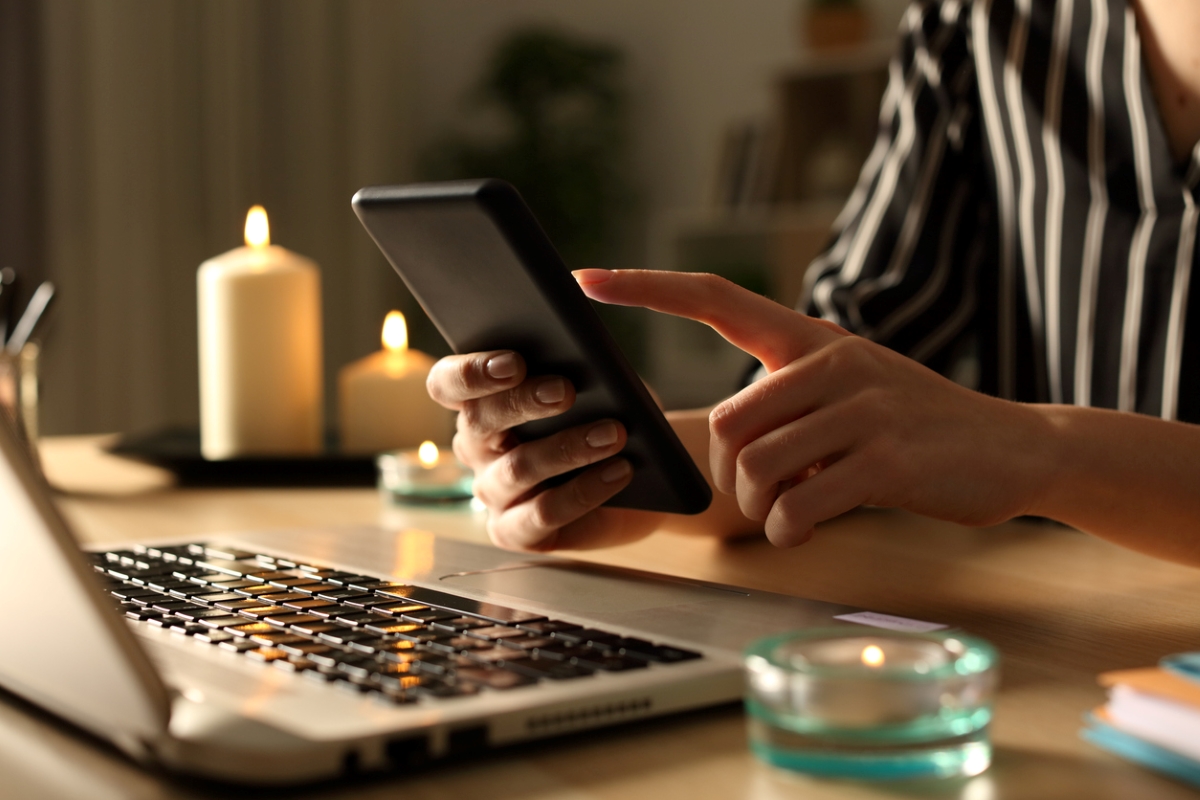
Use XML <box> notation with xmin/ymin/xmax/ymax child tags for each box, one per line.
<box><xmin>338</xmin><ymin>311</ymin><xmax>454</xmax><ymax>454</ymax></box>
<box><xmin>198</xmin><ymin>206</ymin><xmax>323</xmax><ymax>459</ymax></box>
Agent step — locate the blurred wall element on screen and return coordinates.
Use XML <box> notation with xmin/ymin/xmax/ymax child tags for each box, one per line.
<box><xmin>38</xmin><ymin>0</ymin><xmax>416</xmax><ymax>436</ymax></box>
<box><xmin>407</xmin><ymin>0</ymin><xmax>909</xmax><ymax>222</ymax></box>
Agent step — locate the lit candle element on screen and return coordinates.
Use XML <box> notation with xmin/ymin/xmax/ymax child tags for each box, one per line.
<box><xmin>197</xmin><ymin>206</ymin><xmax>323</xmax><ymax>459</ymax></box>
<box><xmin>338</xmin><ymin>311</ymin><xmax>453</xmax><ymax>454</ymax></box>
<box><xmin>743</xmin><ymin>628</ymin><xmax>998</xmax><ymax>780</ymax></box>
<box><xmin>377</xmin><ymin>440</ymin><xmax>473</xmax><ymax>502</ymax></box>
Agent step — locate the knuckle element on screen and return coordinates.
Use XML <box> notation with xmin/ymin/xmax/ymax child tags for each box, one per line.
<box><xmin>527</xmin><ymin>493</ymin><xmax>557</xmax><ymax>532</ymax></box>
<box><xmin>458</xmin><ymin>400</ymin><xmax>485</xmax><ymax>434</ymax></box>
<box><xmin>497</xmin><ymin>450</ymin><xmax>531</xmax><ymax>490</ymax></box>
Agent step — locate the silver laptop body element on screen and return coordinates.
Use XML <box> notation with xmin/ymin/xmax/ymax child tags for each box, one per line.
<box><xmin>0</xmin><ymin>416</ymin><xmax>864</xmax><ymax>785</ymax></box>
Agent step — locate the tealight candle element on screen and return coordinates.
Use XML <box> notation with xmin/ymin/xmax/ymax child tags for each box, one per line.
<box><xmin>377</xmin><ymin>441</ymin><xmax>473</xmax><ymax>503</ymax></box>
<box><xmin>197</xmin><ymin>206</ymin><xmax>323</xmax><ymax>459</ymax></box>
<box><xmin>338</xmin><ymin>311</ymin><xmax>454</xmax><ymax>454</ymax></box>
<box><xmin>744</xmin><ymin>628</ymin><xmax>998</xmax><ymax>780</ymax></box>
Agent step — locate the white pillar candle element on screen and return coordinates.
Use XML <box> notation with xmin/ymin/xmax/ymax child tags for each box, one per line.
<box><xmin>198</xmin><ymin>206</ymin><xmax>323</xmax><ymax>459</ymax></box>
<box><xmin>338</xmin><ymin>311</ymin><xmax>454</xmax><ymax>454</ymax></box>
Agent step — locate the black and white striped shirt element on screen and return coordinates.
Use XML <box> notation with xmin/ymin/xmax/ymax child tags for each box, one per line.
<box><xmin>803</xmin><ymin>0</ymin><xmax>1200</xmax><ymax>422</ymax></box>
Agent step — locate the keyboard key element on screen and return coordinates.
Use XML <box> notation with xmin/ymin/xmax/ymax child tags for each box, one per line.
<box><xmin>265</xmin><ymin>577</ymin><xmax>320</xmax><ymax>589</ymax></box>
<box><xmin>502</xmin><ymin>656</ymin><xmax>593</xmax><ymax>680</ymax></box>
<box><xmin>339</xmin><ymin>612</ymin><xmax>394</xmax><ymax>627</ymax></box>
<box><xmin>342</xmin><ymin>596</ymin><xmax>402</xmax><ymax>610</ymax></box>
<box><xmin>215</xmin><ymin>598</ymin><xmax>266</xmax><ymax>611</ymax></box>
<box><xmin>454</xmin><ymin>666</ymin><xmax>536</xmax><ymax>690</ymax></box>
<box><xmin>290</xmin><ymin>621</ymin><xmax>340</xmax><ymax>636</ymax></box>
<box><xmin>279</xmin><ymin>642</ymin><xmax>333</xmax><ymax>657</ymax></box>
<box><xmin>169</xmin><ymin>624</ymin><xmax>210</xmax><ymax>637</ymax></box>
<box><xmin>290</xmin><ymin>583</ymin><xmax>342</xmax><ymax>595</ymax></box>
<box><xmin>274</xmin><ymin>658</ymin><xmax>312</xmax><ymax>674</ymax></box>
<box><xmin>377</xmin><ymin>586</ymin><xmax>546</xmax><ymax>625</ymax></box>
<box><xmin>230</xmin><ymin>585</ymin><xmax>279</xmax><ymax>597</ymax></box>
<box><xmin>219</xmin><ymin>639</ymin><xmax>260</xmax><ymax>653</ymax></box>
<box><xmin>227</xmin><ymin>622</ymin><xmax>279</xmax><ymax>638</ymax></box>
<box><xmin>461</xmin><ymin>647</ymin><xmax>515</xmax><ymax>665</ymax></box>
<box><xmin>315</xmin><ymin>589</ymin><xmax>373</xmax><ymax>602</ymax></box>
<box><xmin>259</xmin><ymin>593</ymin><xmax>309</xmax><ymax>604</ymax></box>
<box><xmin>497</xmin><ymin>636</ymin><xmax>557</xmax><ymax>652</ymax></box>
<box><xmin>282</xmin><ymin>598</ymin><xmax>336</xmax><ymax>611</ymax></box>
<box><xmin>194</xmin><ymin>630</ymin><xmax>235</xmax><ymax>644</ymax></box>
<box><xmin>606</xmin><ymin>639</ymin><xmax>703</xmax><ymax>663</ymax></box>
<box><xmin>191</xmin><ymin>592</ymin><xmax>245</xmax><ymax>604</ymax></box>
<box><xmin>347</xmin><ymin>638</ymin><xmax>392</xmax><ymax>655</ymax></box>
<box><xmin>559</xmin><ymin>648</ymin><xmax>648</xmax><ymax>672</ymax></box>
<box><xmin>430</xmin><ymin>616</ymin><xmax>493</xmax><ymax>632</ymax></box>
<box><xmin>237</xmin><ymin>605</ymin><xmax>290</xmax><ymax>620</ymax></box>
<box><xmin>199</xmin><ymin>615</ymin><xmax>252</xmax><ymax>629</ymax></box>
<box><xmin>125</xmin><ymin>608</ymin><xmax>163</xmax><ymax>621</ymax></box>
<box><xmin>306</xmin><ymin>606</ymin><xmax>363</xmax><ymax>620</ymax></box>
<box><xmin>398</xmin><ymin>608</ymin><xmax>461</xmax><ymax>624</ymax></box>
<box><xmin>110</xmin><ymin>587</ymin><xmax>161</xmax><ymax>601</ymax></box>
<box><xmin>203</xmin><ymin>545</ymin><xmax>257</xmax><ymax>561</ymax></box>
<box><xmin>464</xmin><ymin>625</ymin><xmax>529</xmax><ymax>641</ymax></box>
<box><xmin>249</xmin><ymin>633</ymin><xmax>309</xmax><ymax>647</ymax></box>
<box><xmin>346</xmin><ymin>579</ymin><xmax>408</xmax><ymax>592</ymax></box>
<box><xmin>151</xmin><ymin>599</ymin><xmax>195</xmax><ymax>613</ymax></box>
<box><xmin>262</xmin><ymin>612</ymin><xmax>323</xmax><ymax>626</ymax></box>
<box><xmin>318</xmin><ymin>629</ymin><xmax>380</xmax><ymax>646</ymax></box>
<box><xmin>245</xmin><ymin>647</ymin><xmax>290</xmax><ymax>663</ymax></box>
<box><xmin>373</xmin><ymin>603</ymin><xmax>428</xmax><ymax>617</ymax></box>
<box><xmin>175</xmin><ymin>607</ymin><xmax>239</xmax><ymax>622</ymax></box>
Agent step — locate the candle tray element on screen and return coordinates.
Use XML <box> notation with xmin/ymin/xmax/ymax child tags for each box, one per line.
<box><xmin>108</xmin><ymin>426</ymin><xmax>377</xmax><ymax>487</ymax></box>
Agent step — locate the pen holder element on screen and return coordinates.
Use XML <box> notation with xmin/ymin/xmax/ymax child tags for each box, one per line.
<box><xmin>0</xmin><ymin>342</ymin><xmax>41</xmax><ymax>467</ymax></box>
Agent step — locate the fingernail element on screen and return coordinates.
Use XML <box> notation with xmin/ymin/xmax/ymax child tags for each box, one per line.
<box><xmin>535</xmin><ymin>377</ymin><xmax>566</xmax><ymax>404</ymax></box>
<box><xmin>600</xmin><ymin>459</ymin><xmax>631</xmax><ymax>483</ymax></box>
<box><xmin>486</xmin><ymin>353</ymin><xmax>519</xmax><ymax>380</ymax></box>
<box><xmin>572</xmin><ymin>268</ymin><xmax>613</xmax><ymax>286</ymax></box>
<box><xmin>586</xmin><ymin>421</ymin><xmax>619</xmax><ymax>448</ymax></box>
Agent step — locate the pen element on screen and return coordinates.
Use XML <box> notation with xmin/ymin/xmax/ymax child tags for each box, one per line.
<box><xmin>6</xmin><ymin>281</ymin><xmax>55</xmax><ymax>355</ymax></box>
<box><xmin>0</xmin><ymin>268</ymin><xmax>16</xmax><ymax>344</ymax></box>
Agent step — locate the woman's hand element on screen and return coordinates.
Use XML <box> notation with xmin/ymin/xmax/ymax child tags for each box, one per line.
<box><xmin>575</xmin><ymin>269</ymin><xmax>1056</xmax><ymax>547</ymax></box>
<box><xmin>425</xmin><ymin>350</ymin><xmax>665</xmax><ymax>551</ymax></box>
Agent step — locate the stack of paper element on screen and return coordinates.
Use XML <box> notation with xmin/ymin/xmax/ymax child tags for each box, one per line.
<box><xmin>1083</xmin><ymin>653</ymin><xmax>1200</xmax><ymax>788</ymax></box>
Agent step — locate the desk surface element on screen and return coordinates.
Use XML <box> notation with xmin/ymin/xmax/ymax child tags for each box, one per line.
<box><xmin>7</xmin><ymin>435</ymin><xmax>1200</xmax><ymax>799</ymax></box>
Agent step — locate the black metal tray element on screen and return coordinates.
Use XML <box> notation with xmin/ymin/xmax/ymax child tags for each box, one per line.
<box><xmin>107</xmin><ymin>427</ymin><xmax>377</xmax><ymax>487</ymax></box>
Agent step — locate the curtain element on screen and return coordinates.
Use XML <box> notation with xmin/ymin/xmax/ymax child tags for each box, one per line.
<box><xmin>38</xmin><ymin>0</ymin><xmax>417</xmax><ymax>435</ymax></box>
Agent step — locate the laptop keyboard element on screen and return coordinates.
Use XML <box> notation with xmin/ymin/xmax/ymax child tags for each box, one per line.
<box><xmin>91</xmin><ymin>543</ymin><xmax>702</xmax><ymax>705</ymax></box>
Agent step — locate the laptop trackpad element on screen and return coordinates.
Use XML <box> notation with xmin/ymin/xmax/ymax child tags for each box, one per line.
<box><xmin>439</xmin><ymin>562</ymin><xmax>747</xmax><ymax>614</ymax></box>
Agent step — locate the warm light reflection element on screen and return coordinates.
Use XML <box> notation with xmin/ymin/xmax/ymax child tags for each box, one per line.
<box><xmin>861</xmin><ymin>645</ymin><xmax>885</xmax><ymax>668</ymax></box>
<box><xmin>382</xmin><ymin>311</ymin><xmax>408</xmax><ymax>353</ymax></box>
<box><xmin>244</xmin><ymin>205</ymin><xmax>270</xmax><ymax>248</ymax></box>
<box><xmin>418</xmin><ymin>441</ymin><xmax>439</xmax><ymax>467</ymax></box>
<box><xmin>392</xmin><ymin>529</ymin><xmax>435</xmax><ymax>581</ymax></box>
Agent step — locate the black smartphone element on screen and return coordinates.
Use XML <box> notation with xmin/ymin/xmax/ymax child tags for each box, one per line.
<box><xmin>352</xmin><ymin>179</ymin><xmax>712</xmax><ymax>515</ymax></box>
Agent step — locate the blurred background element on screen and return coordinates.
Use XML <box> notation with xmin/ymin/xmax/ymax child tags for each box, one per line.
<box><xmin>0</xmin><ymin>0</ymin><xmax>910</xmax><ymax>438</ymax></box>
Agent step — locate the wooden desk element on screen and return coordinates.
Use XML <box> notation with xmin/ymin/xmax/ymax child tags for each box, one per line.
<box><xmin>7</xmin><ymin>435</ymin><xmax>1200</xmax><ymax>799</ymax></box>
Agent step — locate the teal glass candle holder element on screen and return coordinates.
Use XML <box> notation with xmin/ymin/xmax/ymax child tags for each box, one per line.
<box><xmin>377</xmin><ymin>445</ymin><xmax>473</xmax><ymax>504</ymax></box>
<box><xmin>744</xmin><ymin>628</ymin><xmax>998</xmax><ymax>780</ymax></box>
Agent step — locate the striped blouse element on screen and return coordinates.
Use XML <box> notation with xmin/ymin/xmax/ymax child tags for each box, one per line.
<box><xmin>802</xmin><ymin>0</ymin><xmax>1200</xmax><ymax>422</ymax></box>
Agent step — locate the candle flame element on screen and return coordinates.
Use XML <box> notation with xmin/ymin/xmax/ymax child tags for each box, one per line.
<box><xmin>244</xmin><ymin>205</ymin><xmax>270</xmax><ymax>248</ymax></box>
<box><xmin>382</xmin><ymin>311</ymin><xmax>408</xmax><ymax>353</ymax></box>
<box><xmin>418</xmin><ymin>441</ymin><xmax>439</xmax><ymax>467</ymax></box>
<box><xmin>861</xmin><ymin>645</ymin><xmax>885</xmax><ymax>668</ymax></box>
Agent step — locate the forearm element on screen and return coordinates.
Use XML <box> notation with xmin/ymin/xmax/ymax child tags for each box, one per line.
<box><xmin>1028</xmin><ymin>405</ymin><xmax>1200</xmax><ymax>566</ymax></box>
<box><xmin>657</xmin><ymin>408</ymin><xmax>762</xmax><ymax>538</ymax></box>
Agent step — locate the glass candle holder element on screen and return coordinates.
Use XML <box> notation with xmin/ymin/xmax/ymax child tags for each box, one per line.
<box><xmin>377</xmin><ymin>442</ymin><xmax>473</xmax><ymax>504</ymax></box>
<box><xmin>744</xmin><ymin>627</ymin><xmax>998</xmax><ymax>781</ymax></box>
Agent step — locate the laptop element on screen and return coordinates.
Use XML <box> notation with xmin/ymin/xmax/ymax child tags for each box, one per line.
<box><xmin>0</xmin><ymin>413</ymin><xmax>867</xmax><ymax>785</ymax></box>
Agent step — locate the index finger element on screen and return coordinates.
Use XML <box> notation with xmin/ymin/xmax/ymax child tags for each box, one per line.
<box><xmin>426</xmin><ymin>350</ymin><xmax>526</xmax><ymax>409</ymax></box>
<box><xmin>573</xmin><ymin>270</ymin><xmax>846</xmax><ymax>372</ymax></box>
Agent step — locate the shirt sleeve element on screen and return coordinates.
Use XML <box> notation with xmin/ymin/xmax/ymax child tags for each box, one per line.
<box><xmin>801</xmin><ymin>0</ymin><xmax>988</xmax><ymax>375</ymax></box>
